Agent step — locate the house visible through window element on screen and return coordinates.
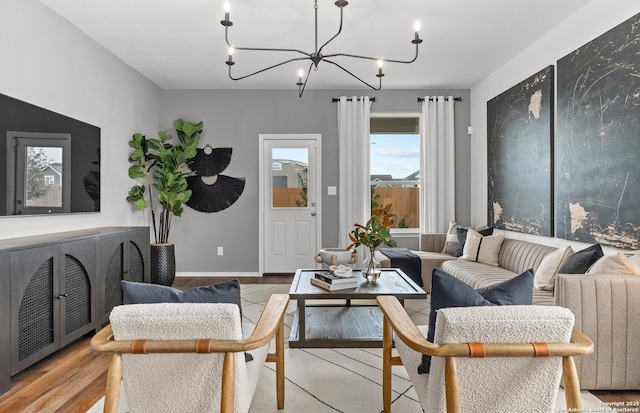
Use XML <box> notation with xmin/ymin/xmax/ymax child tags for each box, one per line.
<box><xmin>370</xmin><ymin>115</ymin><xmax>421</xmax><ymax>231</ymax></box>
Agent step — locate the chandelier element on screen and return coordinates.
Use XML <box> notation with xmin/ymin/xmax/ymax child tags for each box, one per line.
<box><xmin>220</xmin><ymin>0</ymin><xmax>422</xmax><ymax>97</ymax></box>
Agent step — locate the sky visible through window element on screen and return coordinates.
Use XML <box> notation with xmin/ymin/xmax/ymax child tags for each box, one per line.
<box><xmin>272</xmin><ymin>148</ymin><xmax>308</xmax><ymax>164</ymax></box>
<box><xmin>370</xmin><ymin>133</ymin><xmax>419</xmax><ymax>179</ymax></box>
<box><xmin>272</xmin><ymin>135</ymin><xmax>419</xmax><ymax>180</ymax></box>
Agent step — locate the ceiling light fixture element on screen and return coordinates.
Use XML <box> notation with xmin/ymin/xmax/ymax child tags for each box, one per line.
<box><xmin>220</xmin><ymin>0</ymin><xmax>422</xmax><ymax>97</ymax></box>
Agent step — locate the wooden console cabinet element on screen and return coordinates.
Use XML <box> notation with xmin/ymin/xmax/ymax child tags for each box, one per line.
<box><xmin>0</xmin><ymin>227</ymin><xmax>150</xmax><ymax>395</ymax></box>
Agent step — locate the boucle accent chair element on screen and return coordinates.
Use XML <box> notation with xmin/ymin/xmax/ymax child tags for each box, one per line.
<box><xmin>377</xmin><ymin>297</ymin><xmax>593</xmax><ymax>413</ymax></box>
<box><xmin>90</xmin><ymin>294</ymin><xmax>289</xmax><ymax>413</ymax></box>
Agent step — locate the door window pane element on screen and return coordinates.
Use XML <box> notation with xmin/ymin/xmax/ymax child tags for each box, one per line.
<box><xmin>370</xmin><ymin>117</ymin><xmax>421</xmax><ymax>229</ymax></box>
<box><xmin>271</xmin><ymin>148</ymin><xmax>308</xmax><ymax>208</ymax></box>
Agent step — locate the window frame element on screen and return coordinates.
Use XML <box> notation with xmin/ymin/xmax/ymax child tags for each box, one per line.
<box><xmin>369</xmin><ymin>111</ymin><xmax>423</xmax><ymax>236</ymax></box>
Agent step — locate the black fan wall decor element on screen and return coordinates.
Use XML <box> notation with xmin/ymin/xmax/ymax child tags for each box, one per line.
<box><xmin>186</xmin><ymin>144</ymin><xmax>245</xmax><ymax>213</ymax></box>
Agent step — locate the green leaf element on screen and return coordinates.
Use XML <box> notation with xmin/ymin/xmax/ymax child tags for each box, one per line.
<box><xmin>134</xmin><ymin>199</ymin><xmax>148</xmax><ymax>210</ymax></box>
<box><xmin>128</xmin><ymin>165</ymin><xmax>145</xmax><ymax>179</ymax></box>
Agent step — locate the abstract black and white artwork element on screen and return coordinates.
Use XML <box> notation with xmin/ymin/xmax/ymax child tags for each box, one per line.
<box><xmin>487</xmin><ymin>65</ymin><xmax>554</xmax><ymax>236</ymax></box>
<box><xmin>556</xmin><ymin>12</ymin><xmax>640</xmax><ymax>249</ymax></box>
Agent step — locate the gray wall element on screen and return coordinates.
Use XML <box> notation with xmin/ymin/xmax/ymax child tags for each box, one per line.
<box><xmin>161</xmin><ymin>88</ymin><xmax>470</xmax><ymax>273</ymax></box>
<box><xmin>0</xmin><ymin>0</ymin><xmax>161</xmax><ymax>241</ymax></box>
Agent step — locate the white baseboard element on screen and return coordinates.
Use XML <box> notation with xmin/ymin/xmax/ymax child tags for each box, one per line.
<box><xmin>175</xmin><ymin>272</ymin><xmax>262</xmax><ymax>278</ymax></box>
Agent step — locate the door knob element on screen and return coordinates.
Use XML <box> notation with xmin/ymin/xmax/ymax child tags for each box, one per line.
<box><xmin>311</xmin><ymin>212</ymin><xmax>316</xmax><ymax>216</ymax></box>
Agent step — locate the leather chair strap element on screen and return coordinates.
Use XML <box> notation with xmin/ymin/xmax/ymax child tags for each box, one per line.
<box><xmin>131</xmin><ymin>340</ymin><xmax>148</xmax><ymax>354</ymax></box>
<box><xmin>531</xmin><ymin>342</ymin><xmax>550</xmax><ymax>357</ymax></box>
<box><xmin>196</xmin><ymin>339</ymin><xmax>212</xmax><ymax>353</ymax></box>
<box><xmin>468</xmin><ymin>342</ymin><xmax>485</xmax><ymax>358</ymax></box>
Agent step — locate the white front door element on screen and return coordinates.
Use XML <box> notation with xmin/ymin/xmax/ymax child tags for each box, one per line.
<box><xmin>259</xmin><ymin>134</ymin><xmax>321</xmax><ymax>274</ymax></box>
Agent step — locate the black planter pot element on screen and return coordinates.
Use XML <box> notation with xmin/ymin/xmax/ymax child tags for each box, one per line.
<box><xmin>150</xmin><ymin>243</ymin><xmax>176</xmax><ymax>286</ymax></box>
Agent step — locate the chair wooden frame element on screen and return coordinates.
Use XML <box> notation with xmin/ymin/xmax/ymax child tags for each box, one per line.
<box><xmin>377</xmin><ymin>296</ymin><xmax>594</xmax><ymax>413</ymax></box>
<box><xmin>91</xmin><ymin>294</ymin><xmax>290</xmax><ymax>413</ymax></box>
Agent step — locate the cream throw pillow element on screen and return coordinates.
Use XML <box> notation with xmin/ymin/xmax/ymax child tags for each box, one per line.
<box><xmin>627</xmin><ymin>252</ymin><xmax>640</xmax><ymax>274</ymax></box>
<box><xmin>533</xmin><ymin>245</ymin><xmax>573</xmax><ymax>290</ymax></box>
<box><xmin>442</xmin><ymin>220</ymin><xmax>462</xmax><ymax>254</ymax></box>
<box><xmin>460</xmin><ymin>229</ymin><xmax>504</xmax><ymax>266</ymax></box>
<box><xmin>586</xmin><ymin>251</ymin><xmax>636</xmax><ymax>275</ymax></box>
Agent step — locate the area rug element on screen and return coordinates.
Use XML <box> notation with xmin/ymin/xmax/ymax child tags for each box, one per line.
<box><xmin>89</xmin><ymin>284</ymin><xmax>607</xmax><ymax>413</ymax></box>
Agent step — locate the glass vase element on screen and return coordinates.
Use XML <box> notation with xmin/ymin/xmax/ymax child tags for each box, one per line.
<box><xmin>362</xmin><ymin>246</ymin><xmax>382</xmax><ymax>282</ymax></box>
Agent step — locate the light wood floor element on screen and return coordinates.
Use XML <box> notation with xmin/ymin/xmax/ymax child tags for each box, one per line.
<box><xmin>0</xmin><ymin>275</ymin><xmax>637</xmax><ymax>412</ymax></box>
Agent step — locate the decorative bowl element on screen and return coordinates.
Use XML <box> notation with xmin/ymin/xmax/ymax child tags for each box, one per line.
<box><xmin>314</xmin><ymin>248</ymin><xmax>358</xmax><ymax>267</ymax></box>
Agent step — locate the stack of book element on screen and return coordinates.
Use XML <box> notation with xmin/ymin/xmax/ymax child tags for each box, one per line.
<box><xmin>310</xmin><ymin>271</ymin><xmax>358</xmax><ymax>291</ymax></box>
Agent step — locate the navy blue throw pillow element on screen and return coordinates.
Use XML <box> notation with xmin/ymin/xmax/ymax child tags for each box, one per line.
<box><xmin>417</xmin><ymin>268</ymin><xmax>533</xmax><ymax>374</ymax></box>
<box><xmin>120</xmin><ymin>279</ymin><xmax>252</xmax><ymax>362</ymax></box>
<box><xmin>558</xmin><ymin>244</ymin><xmax>604</xmax><ymax>274</ymax></box>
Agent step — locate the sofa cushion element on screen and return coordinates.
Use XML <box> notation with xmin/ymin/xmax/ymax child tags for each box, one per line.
<box><xmin>559</xmin><ymin>244</ymin><xmax>604</xmax><ymax>274</ymax></box>
<box><xmin>454</xmin><ymin>227</ymin><xmax>494</xmax><ymax>257</ymax></box>
<box><xmin>418</xmin><ymin>268</ymin><xmax>533</xmax><ymax>374</ymax></box>
<box><xmin>459</xmin><ymin>229</ymin><xmax>504</xmax><ymax>266</ymax></box>
<box><xmin>498</xmin><ymin>239</ymin><xmax>557</xmax><ymax>274</ymax></box>
<box><xmin>440</xmin><ymin>259</ymin><xmax>554</xmax><ymax>306</ymax></box>
<box><xmin>533</xmin><ymin>245</ymin><xmax>573</xmax><ymax>290</ymax></box>
<box><xmin>122</xmin><ymin>279</ymin><xmax>242</xmax><ymax>307</ymax></box>
<box><xmin>442</xmin><ymin>220</ymin><xmax>463</xmax><ymax>254</ymax></box>
<box><xmin>587</xmin><ymin>251</ymin><xmax>635</xmax><ymax>275</ymax></box>
<box><xmin>442</xmin><ymin>221</ymin><xmax>489</xmax><ymax>255</ymax></box>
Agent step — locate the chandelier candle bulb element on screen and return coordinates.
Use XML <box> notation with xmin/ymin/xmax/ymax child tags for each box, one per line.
<box><xmin>221</xmin><ymin>1</ymin><xmax>232</xmax><ymax>26</ymax></box>
<box><xmin>413</xmin><ymin>21</ymin><xmax>423</xmax><ymax>44</ymax></box>
<box><xmin>226</xmin><ymin>47</ymin><xmax>234</xmax><ymax>65</ymax></box>
<box><xmin>297</xmin><ymin>69</ymin><xmax>304</xmax><ymax>85</ymax></box>
<box><xmin>377</xmin><ymin>60</ymin><xmax>384</xmax><ymax>77</ymax></box>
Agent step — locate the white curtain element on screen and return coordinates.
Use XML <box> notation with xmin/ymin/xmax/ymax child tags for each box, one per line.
<box><xmin>337</xmin><ymin>96</ymin><xmax>371</xmax><ymax>249</ymax></box>
<box><xmin>421</xmin><ymin>96</ymin><xmax>456</xmax><ymax>233</ymax></box>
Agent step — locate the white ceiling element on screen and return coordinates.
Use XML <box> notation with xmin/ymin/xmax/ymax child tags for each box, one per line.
<box><xmin>39</xmin><ymin>0</ymin><xmax>592</xmax><ymax>90</ymax></box>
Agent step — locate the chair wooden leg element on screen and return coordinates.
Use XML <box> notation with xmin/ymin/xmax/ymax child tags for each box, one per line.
<box><xmin>382</xmin><ymin>316</ymin><xmax>393</xmax><ymax>413</ymax></box>
<box><xmin>276</xmin><ymin>316</ymin><xmax>285</xmax><ymax>409</ymax></box>
<box><xmin>562</xmin><ymin>356</ymin><xmax>582</xmax><ymax>409</ymax></box>
<box><xmin>444</xmin><ymin>356</ymin><xmax>460</xmax><ymax>413</ymax></box>
<box><xmin>221</xmin><ymin>352</ymin><xmax>235</xmax><ymax>413</ymax></box>
<box><xmin>104</xmin><ymin>354</ymin><xmax>122</xmax><ymax>413</ymax></box>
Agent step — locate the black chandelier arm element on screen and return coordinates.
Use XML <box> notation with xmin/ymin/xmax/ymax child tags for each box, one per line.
<box><xmin>225</xmin><ymin>27</ymin><xmax>311</xmax><ymax>57</ymax></box>
<box><xmin>323</xmin><ymin>42</ymin><xmax>420</xmax><ymax>64</ymax></box>
<box><xmin>317</xmin><ymin>5</ymin><xmax>345</xmax><ymax>56</ymax></box>
<box><xmin>324</xmin><ymin>59</ymin><xmax>381</xmax><ymax>91</ymax></box>
<box><xmin>298</xmin><ymin>62</ymin><xmax>314</xmax><ymax>98</ymax></box>
<box><xmin>228</xmin><ymin>56</ymin><xmax>311</xmax><ymax>81</ymax></box>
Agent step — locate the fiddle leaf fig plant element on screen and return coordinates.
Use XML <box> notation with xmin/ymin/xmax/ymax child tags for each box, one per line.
<box><xmin>126</xmin><ymin>119</ymin><xmax>202</xmax><ymax>244</ymax></box>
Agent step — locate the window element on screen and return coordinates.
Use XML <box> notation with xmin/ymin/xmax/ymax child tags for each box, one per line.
<box><xmin>370</xmin><ymin>114</ymin><xmax>421</xmax><ymax>232</ymax></box>
<box><xmin>8</xmin><ymin>133</ymin><xmax>71</xmax><ymax>214</ymax></box>
<box><xmin>270</xmin><ymin>148</ymin><xmax>308</xmax><ymax>208</ymax></box>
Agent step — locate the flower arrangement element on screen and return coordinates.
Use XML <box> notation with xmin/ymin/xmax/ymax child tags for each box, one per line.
<box><xmin>347</xmin><ymin>203</ymin><xmax>397</xmax><ymax>276</ymax></box>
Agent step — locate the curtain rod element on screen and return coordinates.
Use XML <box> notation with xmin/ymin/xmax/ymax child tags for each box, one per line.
<box><xmin>331</xmin><ymin>97</ymin><xmax>376</xmax><ymax>102</ymax></box>
<box><xmin>417</xmin><ymin>97</ymin><xmax>462</xmax><ymax>102</ymax></box>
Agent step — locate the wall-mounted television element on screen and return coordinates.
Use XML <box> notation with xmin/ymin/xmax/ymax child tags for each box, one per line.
<box><xmin>1</xmin><ymin>93</ymin><xmax>100</xmax><ymax>217</ymax></box>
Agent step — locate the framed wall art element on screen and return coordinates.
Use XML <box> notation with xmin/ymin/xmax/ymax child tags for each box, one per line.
<box><xmin>556</xmin><ymin>12</ymin><xmax>640</xmax><ymax>249</ymax></box>
<box><xmin>487</xmin><ymin>65</ymin><xmax>554</xmax><ymax>236</ymax></box>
